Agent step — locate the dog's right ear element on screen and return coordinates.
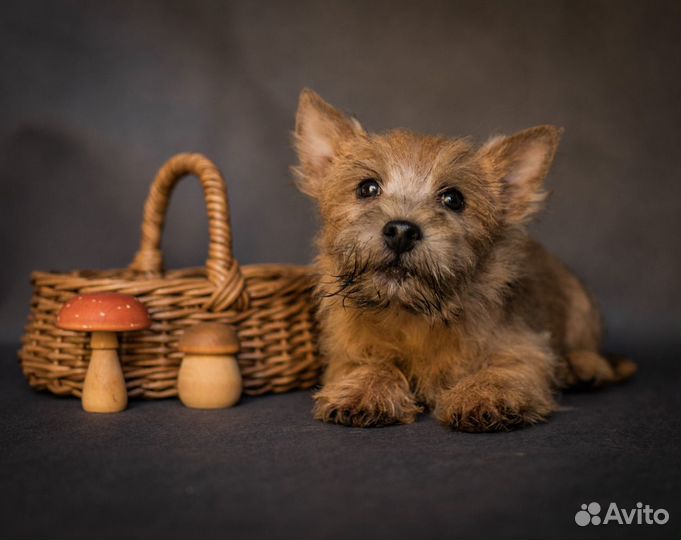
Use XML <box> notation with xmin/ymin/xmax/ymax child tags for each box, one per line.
<box><xmin>293</xmin><ymin>88</ymin><xmax>365</xmax><ymax>197</ymax></box>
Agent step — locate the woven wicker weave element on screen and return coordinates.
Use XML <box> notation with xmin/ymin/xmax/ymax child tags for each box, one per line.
<box><xmin>19</xmin><ymin>153</ymin><xmax>321</xmax><ymax>398</ymax></box>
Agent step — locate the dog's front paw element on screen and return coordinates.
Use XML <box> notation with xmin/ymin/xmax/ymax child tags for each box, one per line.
<box><xmin>434</xmin><ymin>378</ymin><xmax>554</xmax><ymax>432</ymax></box>
<box><xmin>313</xmin><ymin>369</ymin><xmax>422</xmax><ymax>427</ymax></box>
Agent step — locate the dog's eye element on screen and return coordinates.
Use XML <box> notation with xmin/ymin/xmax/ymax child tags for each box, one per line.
<box><xmin>357</xmin><ymin>179</ymin><xmax>381</xmax><ymax>199</ymax></box>
<box><xmin>440</xmin><ymin>188</ymin><xmax>465</xmax><ymax>212</ymax></box>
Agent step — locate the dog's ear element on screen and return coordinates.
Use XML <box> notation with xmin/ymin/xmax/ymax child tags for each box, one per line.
<box><xmin>480</xmin><ymin>125</ymin><xmax>563</xmax><ymax>224</ymax></box>
<box><xmin>293</xmin><ymin>88</ymin><xmax>365</xmax><ymax>197</ymax></box>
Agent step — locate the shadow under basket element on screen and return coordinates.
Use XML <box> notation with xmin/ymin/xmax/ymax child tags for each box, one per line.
<box><xmin>18</xmin><ymin>153</ymin><xmax>322</xmax><ymax>398</ymax></box>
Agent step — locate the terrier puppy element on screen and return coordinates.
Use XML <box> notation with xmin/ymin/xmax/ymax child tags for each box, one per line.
<box><xmin>293</xmin><ymin>89</ymin><xmax>636</xmax><ymax>432</ymax></box>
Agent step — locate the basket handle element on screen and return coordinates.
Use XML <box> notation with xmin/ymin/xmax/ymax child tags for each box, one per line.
<box><xmin>129</xmin><ymin>153</ymin><xmax>248</xmax><ymax>311</ymax></box>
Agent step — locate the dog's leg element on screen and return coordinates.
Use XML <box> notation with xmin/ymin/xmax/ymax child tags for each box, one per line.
<box><xmin>433</xmin><ymin>335</ymin><xmax>556</xmax><ymax>432</ymax></box>
<box><xmin>557</xmin><ymin>350</ymin><xmax>637</xmax><ymax>388</ymax></box>
<box><xmin>313</xmin><ymin>362</ymin><xmax>422</xmax><ymax>427</ymax></box>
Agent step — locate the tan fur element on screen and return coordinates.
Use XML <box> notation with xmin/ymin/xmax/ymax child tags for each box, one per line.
<box><xmin>293</xmin><ymin>89</ymin><xmax>636</xmax><ymax>432</ymax></box>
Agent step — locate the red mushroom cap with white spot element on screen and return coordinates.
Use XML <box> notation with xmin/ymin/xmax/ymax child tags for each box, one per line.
<box><xmin>57</xmin><ymin>293</ymin><xmax>151</xmax><ymax>332</ymax></box>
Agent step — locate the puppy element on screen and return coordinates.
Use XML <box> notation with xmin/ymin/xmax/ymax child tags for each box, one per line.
<box><xmin>293</xmin><ymin>89</ymin><xmax>636</xmax><ymax>432</ymax></box>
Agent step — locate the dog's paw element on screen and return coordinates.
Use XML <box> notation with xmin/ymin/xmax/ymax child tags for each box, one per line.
<box><xmin>313</xmin><ymin>373</ymin><xmax>422</xmax><ymax>427</ymax></box>
<box><xmin>434</xmin><ymin>379</ymin><xmax>554</xmax><ymax>432</ymax></box>
<box><xmin>561</xmin><ymin>350</ymin><xmax>637</xmax><ymax>388</ymax></box>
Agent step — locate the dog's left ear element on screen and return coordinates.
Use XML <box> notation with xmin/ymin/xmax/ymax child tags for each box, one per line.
<box><xmin>294</xmin><ymin>88</ymin><xmax>365</xmax><ymax>197</ymax></box>
<box><xmin>479</xmin><ymin>125</ymin><xmax>563</xmax><ymax>224</ymax></box>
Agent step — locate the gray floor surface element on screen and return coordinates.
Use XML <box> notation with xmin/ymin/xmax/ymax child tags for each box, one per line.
<box><xmin>1</xmin><ymin>343</ymin><xmax>679</xmax><ymax>539</ymax></box>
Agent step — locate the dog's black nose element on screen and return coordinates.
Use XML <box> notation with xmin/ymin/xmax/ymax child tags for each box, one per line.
<box><xmin>383</xmin><ymin>220</ymin><xmax>422</xmax><ymax>254</ymax></box>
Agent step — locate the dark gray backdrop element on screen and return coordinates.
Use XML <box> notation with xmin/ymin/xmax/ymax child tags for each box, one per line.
<box><xmin>1</xmin><ymin>0</ymin><xmax>679</xmax><ymax>348</ymax></box>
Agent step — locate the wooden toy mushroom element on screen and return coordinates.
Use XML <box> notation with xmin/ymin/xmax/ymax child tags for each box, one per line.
<box><xmin>177</xmin><ymin>322</ymin><xmax>242</xmax><ymax>409</ymax></box>
<box><xmin>57</xmin><ymin>293</ymin><xmax>151</xmax><ymax>413</ymax></box>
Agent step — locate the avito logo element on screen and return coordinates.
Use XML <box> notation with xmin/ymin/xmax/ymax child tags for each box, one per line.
<box><xmin>575</xmin><ymin>502</ymin><xmax>669</xmax><ymax>527</ymax></box>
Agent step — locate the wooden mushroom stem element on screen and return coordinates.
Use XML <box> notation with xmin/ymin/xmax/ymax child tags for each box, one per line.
<box><xmin>82</xmin><ymin>331</ymin><xmax>128</xmax><ymax>413</ymax></box>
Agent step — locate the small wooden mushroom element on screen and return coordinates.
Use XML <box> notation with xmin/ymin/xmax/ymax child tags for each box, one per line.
<box><xmin>177</xmin><ymin>322</ymin><xmax>242</xmax><ymax>409</ymax></box>
<box><xmin>57</xmin><ymin>293</ymin><xmax>151</xmax><ymax>413</ymax></box>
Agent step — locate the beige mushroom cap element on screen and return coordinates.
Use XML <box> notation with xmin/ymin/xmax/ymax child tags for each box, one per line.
<box><xmin>178</xmin><ymin>323</ymin><xmax>239</xmax><ymax>355</ymax></box>
<box><xmin>57</xmin><ymin>293</ymin><xmax>151</xmax><ymax>332</ymax></box>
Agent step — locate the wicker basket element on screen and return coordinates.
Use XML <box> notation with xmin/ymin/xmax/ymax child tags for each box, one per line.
<box><xmin>18</xmin><ymin>153</ymin><xmax>321</xmax><ymax>398</ymax></box>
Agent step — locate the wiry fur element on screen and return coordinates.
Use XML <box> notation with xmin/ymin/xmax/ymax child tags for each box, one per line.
<box><xmin>293</xmin><ymin>89</ymin><xmax>636</xmax><ymax>432</ymax></box>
